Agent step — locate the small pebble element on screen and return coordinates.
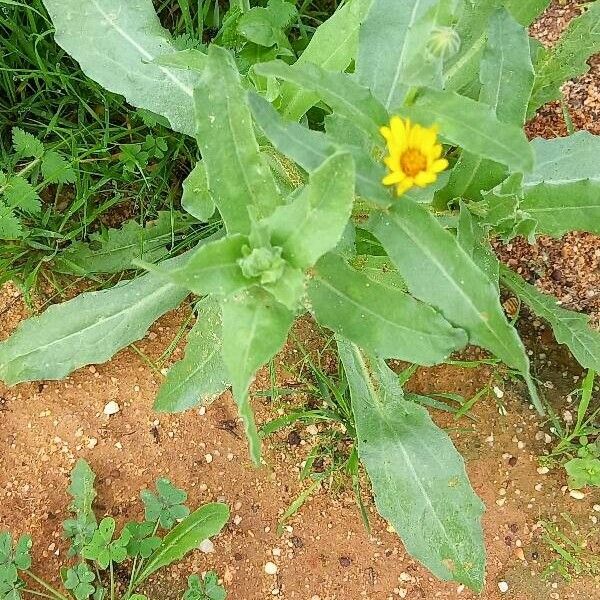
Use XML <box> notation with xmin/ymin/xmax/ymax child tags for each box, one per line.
<box><xmin>569</xmin><ymin>489</ymin><xmax>586</xmax><ymax>500</ymax></box>
<box><xmin>537</xmin><ymin>466</ymin><xmax>549</xmax><ymax>475</ymax></box>
<box><xmin>493</xmin><ymin>386</ymin><xmax>504</xmax><ymax>399</ymax></box>
<box><xmin>498</xmin><ymin>581</ymin><xmax>509</xmax><ymax>593</ymax></box>
<box><xmin>103</xmin><ymin>401</ymin><xmax>120</xmax><ymax>416</ymax></box>
<box><xmin>205</xmin><ymin>453</ymin><xmax>213</xmax><ymax>464</ymax></box>
<box><xmin>198</xmin><ymin>539</ymin><xmax>215</xmax><ymax>553</ymax></box>
<box><xmin>264</xmin><ymin>562</ymin><xmax>278</xmax><ymax>575</ymax></box>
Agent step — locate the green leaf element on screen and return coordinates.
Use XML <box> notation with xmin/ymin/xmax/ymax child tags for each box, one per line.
<box><xmin>565</xmin><ymin>456</ymin><xmax>600</xmax><ymax>489</ymax></box>
<box><xmin>503</xmin><ymin>0</ymin><xmax>550</xmax><ymax>26</ymax></box>
<box><xmin>0</xmin><ymin>254</ymin><xmax>190</xmax><ymax>385</ymax></box>
<box><xmin>11</xmin><ymin>538</ymin><xmax>30</xmax><ymax>572</ymax></box>
<box><xmin>357</xmin><ymin>0</ymin><xmax>461</xmax><ymax>109</ymax></box>
<box><xmin>528</xmin><ymin>1</ymin><xmax>600</xmax><ymax>115</ymax></box>
<box><xmin>256</xmin><ymin>60</ymin><xmax>387</xmax><ymax>137</ymax></box>
<box><xmin>221</xmin><ymin>289</ymin><xmax>294</xmax><ymax>463</ymax></box>
<box><xmin>248</xmin><ymin>93</ymin><xmax>390</xmax><ymax>206</ymax></box>
<box><xmin>153</xmin><ymin>235</ymin><xmax>249</xmax><ymax>296</ymax></box>
<box><xmin>367</xmin><ymin>200</ymin><xmax>538</xmax><ymax>407</ymax></box>
<box><xmin>68</xmin><ymin>459</ymin><xmax>97</xmax><ymax>526</ymax></box>
<box><xmin>0</xmin><ymin>203</ymin><xmax>22</xmax><ymax>240</ymax></box>
<box><xmin>2</xmin><ymin>176</ymin><xmax>41</xmax><ymax>215</ymax></box>
<box><xmin>41</xmin><ymin>151</ymin><xmax>76</xmax><ymax>184</ymax></box>
<box><xmin>82</xmin><ymin>518</ymin><xmax>131</xmax><ymax>569</ymax></box>
<box><xmin>338</xmin><ymin>339</ymin><xmax>485</xmax><ymax>591</ymax></box>
<box><xmin>194</xmin><ymin>46</ymin><xmax>280</xmax><ymax>234</ymax></box>
<box><xmin>64</xmin><ymin>564</ymin><xmax>95</xmax><ymax>600</ymax></box>
<box><xmin>500</xmin><ymin>266</ymin><xmax>600</xmax><ymax>373</ymax></box>
<box><xmin>277</xmin><ymin>0</ymin><xmax>372</xmax><ymax>120</ymax></box>
<box><xmin>55</xmin><ymin>212</ymin><xmax>196</xmax><ymax>275</ymax></box>
<box><xmin>181</xmin><ymin>163</ymin><xmax>215</xmax><ymax>222</ymax></box>
<box><xmin>238</xmin><ymin>0</ymin><xmax>297</xmax><ymax>47</ymax></box>
<box><xmin>123</xmin><ymin>522</ymin><xmax>161</xmax><ymax>559</ymax></box>
<box><xmin>266</xmin><ymin>152</ymin><xmax>355</xmax><ymax>269</ymax></box>
<box><xmin>309</xmin><ymin>253</ymin><xmax>467</xmax><ymax>363</ymax></box>
<box><xmin>136</xmin><ymin>504</ymin><xmax>229</xmax><ymax>585</ymax></box>
<box><xmin>141</xmin><ymin>478</ymin><xmax>190</xmax><ymax>529</ymax></box>
<box><xmin>41</xmin><ymin>0</ymin><xmax>202</xmax><ymax>136</ymax></box>
<box><xmin>155</xmin><ymin>298</ymin><xmax>229</xmax><ymax>413</ymax></box>
<box><xmin>11</xmin><ymin>128</ymin><xmax>44</xmax><ymax>159</ymax></box>
<box><xmin>183</xmin><ymin>573</ymin><xmax>226</xmax><ymax>600</ymax></box>
<box><xmin>403</xmin><ymin>88</ymin><xmax>534</xmax><ymax>173</ymax></box>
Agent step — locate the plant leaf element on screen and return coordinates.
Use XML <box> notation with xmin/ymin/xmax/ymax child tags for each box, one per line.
<box><xmin>309</xmin><ymin>253</ymin><xmax>467</xmax><ymax>363</ymax></box>
<box><xmin>154</xmin><ymin>298</ymin><xmax>229</xmax><ymax>413</ymax></box>
<box><xmin>0</xmin><ymin>203</ymin><xmax>23</xmax><ymax>240</ymax></box>
<box><xmin>338</xmin><ymin>339</ymin><xmax>485</xmax><ymax>591</ymax></box>
<box><xmin>256</xmin><ymin>60</ymin><xmax>387</xmax><ymax>137</ymax></box>
<box><xmin>67</xmin><ymin>460</ymin><xmax>97</xmax><ymax>526</ymax></box>
<box><xmin>11</xmin><ymin>128</ymin><xmax>44</xmax><ymax>159</ymax></box>
<box><xmin>528</xmin><ymin>1</ymin><xmax>600</xmax><ymax>115</ymax></box>
<box><xmin>2</xmin><ymin>176</ymin><xmax>41</xmax><ymax>215</ymax></box>
<box><xmin>367</xmin><ymin>199</ymin><xmax>538</xmax><ymax>408</ymax></box>
<box><xmin>500</xmin><ymin>266</ymin><xmax>600</xmax><ymax>373</ymax></box>
<box><xmin>194</xmin><ymin>46</ymin><xmax>280</xmax><ymax>234</ymax></box>
<box><xmin>277</xmin><ymin>0</ymin><xmax>372</xmax><ymax>120</ymax></box>
<box><xmin>503</xmin><ymin>0</ymin><xmax>550</xmax><ymax>26</ymax></box>
<box><xmin>266</xmin><ymin>152</ymin><xmax>355</xmax><ymax>269</ymax></box>
<box><xmin>136</xmin><ymin>503</ymin><xmax>229</xmax><ymax>585</ymax></box>
<box><xmin>221</xmin><ymin>289</ymin><xmax>294</xmax><ymax>464</ymax></box>
<box><xmin>41</xmin><ymin>151</ymin><xmax>76</xmax><ymax>184</ymax></box>
<box><xmin>357</xmin><ymin>0</ymin><xmax>461</xmax><ymax>110</ymax></box>
<box><xmin>41</xmin><ymin>0</ymin><xmax>202</xmax><ymax>136</ymax></box>
<box><xmin>0</xmin><ymin>254</ymin><xmax>190</xmax><ymax>385</ymax></box>
<box><xmin>181</xmin><ymin>162</ymin><xmax>215</xmax><ymax>222</ymax></box>
<box><xmin>403</xmin><ymin>88</ymin><xmax>533</xmax><ymax>173</ymax></box>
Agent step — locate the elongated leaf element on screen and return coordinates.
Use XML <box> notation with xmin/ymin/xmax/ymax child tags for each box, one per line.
<box><xmin>357</xmin><ymin>0</ymin><xmax>461</xmax><ymax>109</ymax></box>
<box><xmin>266</xmin><ymin>152</ymin><xmax>355</xmax><ymax>269</ymax></box>
<box><xmin>42</xmin><ymin>0</ymin><xmax>201</xmax><ymax>136</ymax></box>
<box><xmin>195</xmin><ymin>46</ymin><xmax>280</xmax><ymax>234</ymax></box>
<box><xmin>528</xmin><ymin>1</ymin><xmax>600</xmax><ymax>115</ymax></box>
<box><xmin>249</xmin><ymin>92</ymin><xmax>391</xmax><ymax>206</ymax></box>
<box><xmin>278</xmin><ymin>0</ymin><xmax>372</xmax><ymax>120</ymax></box>
<box><xmin>338</xmin><ymin>339</ymin><xmax>485</xmax><ymax>591</ymax></box>
<box><xmin>221</xmin><ymin>289</ymin><xmax>294</xmax><ymax>463</ymax></box>
<box><xmin>54</xmin><ymin>212</ymin><xmax>196</xmax><ymax>275</ymax></box>
<box><xmin>154</xmin><ymin>299</ymin><xmax>229</xmax><ymax>413</ymax></box>
<box><xmin>309</xmin><ymin>254</ymin><xmax>467</xmax><ymax>363</ymax></box>
<box><xmin>501</xmin><ymin>267</ymin><xmax>600</xmax><ymax>372</ymax></box>
<box><xmin>181</xmin><ymin>163</ymin><xmax>215</xmax><ymax>222</ymax></box>
<box><xmin>0</xmin><ymin>254</ymin><xmax>190</xmax><ymax>385</ymax></box>
<box><xmin>153</xmin><ymin>235</ymin><xmax>249</xmax><ymax>296</ymax></box>
<box><xmin>367</xmin><ymin>199</ymin><xmax>538</xmax><ymax>408</ymax></box>
<box><xmin>137</xmin><ymin>503</ymin><xmax>229</xmax><ymax>584</ymax></box>
<box><xmin>257</xmin><ymin>60</ymin><xmax>387</xmax><ymax>136</ymax></box>
<box><xmin>68</xmin><ymin>460</ymin><xmax>97</xmax><ymax>525</ymax></box>
<box><xmin>403</xmin><ymin>88</ymin><xmax>533</xmax><ymax>173</ymax></box>
<box><xmin>503</xmin><ymin>0</ymin><xmax>550</xmax><ymax>26</ymax></box>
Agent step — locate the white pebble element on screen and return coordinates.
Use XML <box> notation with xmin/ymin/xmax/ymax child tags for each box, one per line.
<box><xmin>103</xmin><ymin>401</ymin><xmax>120</xmax><ymax>416</ymax></box>
<box><xmin>498</xmin><ymin>581</ymin><xmax>509</xmax><ymax>593</ymax></box>
<box><xmin>537</xmin><ymin>466</ymin><xmax>549</xmax><ymax>475</ymax></box>
<box><xmin>306</xmin><ymin>424</ymin><xmax>319</xmax><ymax>436</ymax></box>
<box><xmin>205</xmin><ymin>453</ymin><xmax>213</xmax><ymax>464</ymax></box>
<box><xmin>264</xmin><ymin>562</ymin><xmax>278</xmax><ymax>575</ymax></box>
<box><xmin>198</xmin><ymin>539</ymin><xmax>215</xmax><ymax>553</ymax></box>
<box><xmin>569</xmin><ymin>489</ymin><xmax>586</xmax><ymax>500</ymax></box>
<box><xmin>493</xmin><ymin>386</ymin><xmax>504</xmax><ymax>399</ymax></box>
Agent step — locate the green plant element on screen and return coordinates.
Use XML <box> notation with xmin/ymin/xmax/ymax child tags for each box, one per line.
<box><xmin>0</xmin><ymin>460</ymin><xmax>228</xmax><ymax>600</ymax></box>
<box><xmin>2</xmin><ymin>0</ymin><xmax>600</xmax><ymax>593</ymax></box>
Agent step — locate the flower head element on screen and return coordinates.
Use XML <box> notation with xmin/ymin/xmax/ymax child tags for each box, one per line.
<box><xmin>380</xmin><ymin>116</ymin><xmax>448</xmax><ymax>196</ymax></box>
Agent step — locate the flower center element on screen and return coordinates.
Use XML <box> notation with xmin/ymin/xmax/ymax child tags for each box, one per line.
<box><xmin>400</xmin><ymin>148</ymin><xmax>427</xmax><ymax>177</ymax></box>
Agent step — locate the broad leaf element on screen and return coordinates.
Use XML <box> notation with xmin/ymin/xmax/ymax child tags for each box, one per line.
<box><xmin>195</xmin><ymin>46</ymin><xmax>280</xmax><ymax>234</ymax></box>
<box><xmin>338</xmin><ymin>339</ymin><xmax>485</xmax><ymax>591</ymax></box>
<box><xmin>503</xmin><ymin>0</ymin><xmax>550</xmax><ymax>26</ymax></box>
<box><xmin>266</xmin><ymin>152</ymin><xmax>355</xmax><ymax>269</ymax></box>
<box><xmin>154</xmin><ymin>298</ymin><xmax>229</xmax><ymax>412</ymax></box>
<box><xmin>357</xmin><ymin>0</ymin><xmax>461</xmax><ymax>110</ymax></box>
<box><xmin>249</xmin><ymin>93</ymin><xmax>391</xmax><ymax>206</ymax></box>
<box><xmin>136</xmin><ymin>504</ymin><xmax>229</xmax><ymax>585</ymax></box>
<box><xmin>501</xmin><ymin>266</ymin><xmax>600</xmax><ymax>373</ymax></box>
<box><xmin>221</xmin><ymin>289</ymin><xmax>294</xmax><ymax>463</ymax></box>
<box><xmin>42</xmin><ymin>0</ymin><xmax>202</xmax><ymax>136</ymax></box>
<box><xmin>528</xmin><ymin>1</ymin><xmax>600</xmax><ymax>115</ymax></box>
<box><xmin>367</xmin><ymin>199</ymin><xmax>540</xmax><ymax>410</ymax></box>
<box><xmin>403</xmin><ymin>88</ymin><xmax>534</xmax><ymax>173</ymax></box>
<box><xmin>309</xmin><ymin>253</ymin><xmax>467</xmax><ymax>363</ymax></box>
<box><xmin>256</xmin><ymin>61</ymin><xmax>387</xmax><ymax>137</ymax></box>
<box><xmin>181</xmin><ymin>163</ymin><xmax>215</xmax><ymax>222</ymax></box>
<box><xmin>0</xmin><ymin>254</ymin><xmax>190</xmax><ymax>385</ymax></box>
<box><xmin>277</xmin><ymin>0</ymin><xmax>372</xmax><ymax>120</ymax></box>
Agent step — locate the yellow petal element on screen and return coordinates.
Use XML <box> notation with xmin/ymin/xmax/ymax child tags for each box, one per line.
<box><xmin>430</xmin><ymin>144</ymin><xmax>443</xmax><ymax>159</ymax></box>
<box><xmin>396</xmin><ymin>178</ymin><xmax>414</xmax><ymax>195</ymax></box>
<box><xmin>390</xmin><ymin>116</ymin><xmax>407</xmax><ymax>143</ymax></box>
<box><xmin>432</xmin><ymin>158</ymin><xmax>449</xmax><ymax>173</ymax></box>
<box><xmin>383</xmin><ymin>171</ymin><xmax>406</xmax><ymax>185</ymax></box>
<box><xmin>419</xmin><ymin>127</ymin><xmax>437</xmax><ymax>152</ymax></box>
<box><xmin>409</xmin><ymin>124</ymin><xmax>424</xmax><ymax>147</ymax></box>
<box><xmin>414</xmin><ymin>171</ymin><xmax>437</xmax><ymax>187</ymax></box>
<box><xmin>380</xmin><ymin>126</ymin><xmax>392</xmax><ymax>142</ymax></box>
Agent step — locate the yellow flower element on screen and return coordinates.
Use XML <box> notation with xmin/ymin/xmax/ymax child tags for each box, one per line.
<box><xmin>380</xmin><ymin>116</ymin><xmax>448</xmax><ymax>196</ymax></box>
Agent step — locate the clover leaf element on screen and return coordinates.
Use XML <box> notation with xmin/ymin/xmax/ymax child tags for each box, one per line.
<box><xmin>183</xmin><ymin>573</ymin><xmax>226</xmax><ymax>600</ymax></box>
<box><xmin>82</xmin><ymin>518</ymin><xmax>131</xmax><ymax>569</ymax></box>
<box><xmin>64</xmin><ymin>515</ymin><xmax>98</xmax><ymax>558</ymax></box>
<box><xmin>123</xmin><ymin>522</ymin><xmax>161</xmax><ymax>558</ymax></box>
<box><xmin>64</xmin><ymin>563</ymin><xmax>95</xmax><ymax>600</ymax></box>
<box><xmin>140</xmin><ymin>479</ymin><xmax>189</xmax><ymax>529</ymax></box>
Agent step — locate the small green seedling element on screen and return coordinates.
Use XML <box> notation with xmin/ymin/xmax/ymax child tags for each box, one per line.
<box><xmin>0</xmin><ymin>460</ymin><xmax>228</xmax><ymax>600</ymax></box>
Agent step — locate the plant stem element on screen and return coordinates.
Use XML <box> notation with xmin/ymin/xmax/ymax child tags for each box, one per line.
<box><xmin>110</xmin><ymin>563</ymin><xmax>114</xmax><ymax>600</ymax></box>
<box><xmin>234</xmin><ymin>0</ymin><xmax>251</xmax><ymax>12</ymax></box>
<box><xmin>123</xmin><ymin>556</ymin><xmax>139</xmax><ymax>600</ymax></box>
<box><xmin>25</xmin><ymin>571</ymin><xmax>70</xmax><ymax>600</ymax></box>
<box><xmin>23</xmin><ymin>589</ymin><xmax>57</xmax><ymax>600</ymax></box>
